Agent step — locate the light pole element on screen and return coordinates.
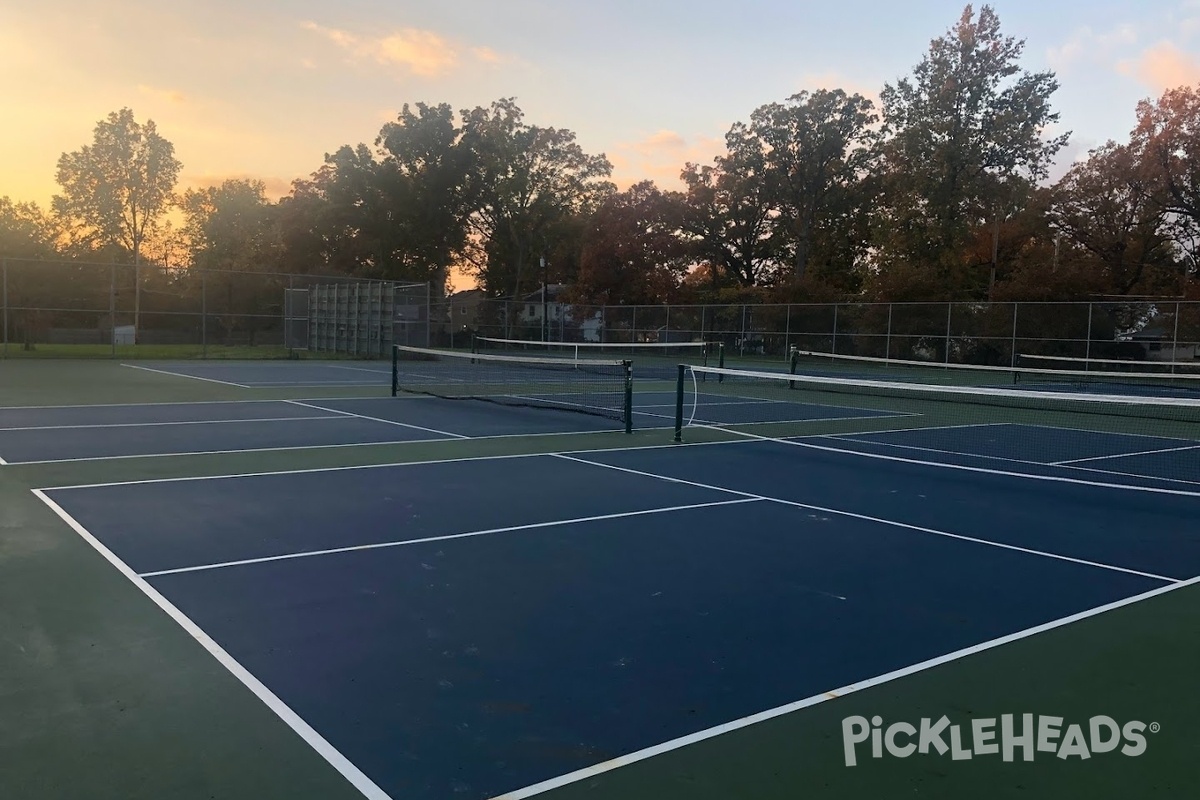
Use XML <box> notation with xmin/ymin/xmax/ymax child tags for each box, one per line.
<box><xmin>540</xmin><ymin>255</ymin><xmax>548</xmax><ymax>342</ymax></box>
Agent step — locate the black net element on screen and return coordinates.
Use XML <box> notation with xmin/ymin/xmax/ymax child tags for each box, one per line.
<box><xmin>393</xmin><ymin>345</ymin><xmax>632</xmax><ymax>429</ymax></box>
<box><xmin>473</xmin><ymin>336</ymin><xmax>715</xmax><ymax>381</ymax></box>
<box><xmin>672</xmin><ymin>361</ymin><xmax>1200</xmax><ymax>483</ymax></box>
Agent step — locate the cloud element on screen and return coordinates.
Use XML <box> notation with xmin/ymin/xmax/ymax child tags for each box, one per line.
<box><xmin>301</xmin><ymin>20</ymin><xmax>505</xmax><ymax>78</ymax></box>
<box><xmin>794</xmin><ymin>72</ymin><xmax>882</xmax><ymax>109</ymax></box>
<box><xmin>610</xmin><ymin>130</ymin><xmax>726</xmax><ymax>190</ymax></box>
<box><xmin>1117</xmin><ymin>41</ymin><xmax>1200</xmax><ymax>91</ymax></box>
<box><xmin>137</xmin><ymin>85</ymin><xmax>187</xmax><ymax>105</ymax></box>
<box><xmin>182</xmin><ymin>173</ymin><xmax>293</xmax><ymax>200</ymax></box>
<box><xmin>1047</xmin><ymin>24</ymin><xmax>1138</xmax><ymax>70</ymax></box>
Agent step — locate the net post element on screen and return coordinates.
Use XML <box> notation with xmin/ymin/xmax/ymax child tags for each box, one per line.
<box><xmin>673</xmin><ymin>364</ymin><xmax>685</xmax><ymax>442</ymax></box>
<box><xmin>390</xmin><ymin>345</ymin><xmax>399</xmax><ymax>397</ymax></box>
<box><xmin>718</xmin><ymin>342</ymin><xmax>725</xmax><ymax>383</ymax></box>
<box><xmin>623</xmin><ymin>360</ymin><xmax>634</xmax><ymax>434</ymax></box>
<box><xmin>789</xmin><ymin>347</ymin><xmax>799</xmax><ymax>389</ymax></box>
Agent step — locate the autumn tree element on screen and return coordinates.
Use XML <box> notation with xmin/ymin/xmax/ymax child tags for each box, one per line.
<box><xmin>573</xmin><ymin>181</ymin><xmax>688</xmax><ymax>305</ymax></box>
<box><xmin>461</xmin><ymin>98</ymin><xmax>613</xmax><ymax>300</ymax></box>
<box><xmin>182</xmin><ymin>179</ymin><xmax>274</xmax><ymax>272</ymax></box>
<box><xmin>1134</xmin><ymin>85</ymin><xmax>1200</xmax><ymax>281</ymax></box>
<box><xmin>52</xmin><ymin>108</ymin><xmax>181</xmax><ymax>335</ymax></box>
<box><xmin>734</xmin><ymin>89</ymin><xmax>878</xmax><ymax>281</ymax></box>
<box><xmin>680</xmin><ymin>146</ymin><xmax>780</xmax><ymax>290</ymax></box>
<box><xmin>1052</xmin><ymin>142</ymin><xmax>1182</xmax><ymax>294</ymax></box>
<box><xmin>874</xmin><ymin>5</ymin><xmax>1068</xmax><ymax>296</ymax></box>
<box><xmin>376</xmin><ymin>102</ymin><xmax>478</xmax><ymax>297</ymax></box>
<box><xmin>0</xmin><ymin>198</ymin><xmax>58</xmax><ymax>258</ymax></box>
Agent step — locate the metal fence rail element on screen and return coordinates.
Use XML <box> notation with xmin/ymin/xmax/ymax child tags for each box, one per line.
<box><xmin>0</xmin><ymin>258</ymin><xmax>427</xmax><ymax>359</ymax></box>
<box><xmin>3</xmin><ymin>257</ymin><xmax>1194</xmax><ymax>366</ymax></box>
<box><xmin>431</xmin><ymin>298</ymin><xmax>1200</xmax><ymax>367</ymax></box>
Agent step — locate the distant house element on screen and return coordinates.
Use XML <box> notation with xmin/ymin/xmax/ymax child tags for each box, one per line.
<box><xmin>445</xmin><ymin>288</ymin><xmax>488</xmax><ymax>334</ymax></box>
<box><xmin>516</xmin><ymin>284</ymin><xmax>570</xmax><ymax>327</ymax></box>
<box><xmin>1130</xmin><ymin>326</ymin><xmax>1199</xmax><ymax>362</ymax></box>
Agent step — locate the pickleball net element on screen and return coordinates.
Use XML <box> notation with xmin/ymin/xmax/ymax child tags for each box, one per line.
<box><xmin>473</xmin><ymin>336</ymin><xmax>720</xmax><ymax>380</ymax></box>
<box><xmin>392</xmin><ymin>345</ymin><xmax>633</xmax><ymax>432</ymax></box>
<box><xmin>791</xmin><ymin>349</ymin><xmax>1200</xmax><ymax>397</ymax></box>
<box><xmin>671</xmin><ymin>362</ymin><xmax>1200</xmax><ymax>481</ymax></box>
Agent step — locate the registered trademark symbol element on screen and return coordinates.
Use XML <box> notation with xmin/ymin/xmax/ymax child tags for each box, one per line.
<box><xmin>1149</xmin><ymin>722</ymin><xmax>1161</xmax><ymax>734</ymax></box>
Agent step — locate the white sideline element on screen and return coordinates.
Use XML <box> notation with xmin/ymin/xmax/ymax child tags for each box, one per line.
<box><xmin>489</xmin><ymin>574</ymin><xmax>1200</xmax><ymax>799</ymax></box>
<box><xmin>31</xmin><ymin>489</ymin><xmax>395</xmax><ymax>800</ymax></box>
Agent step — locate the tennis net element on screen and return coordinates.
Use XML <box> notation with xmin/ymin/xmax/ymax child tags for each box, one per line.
<box><xmin>474</xmin><ymin>336</ymin><xmax>719</xmax><ymax>380</ymax></box>
<box><xmin>793</xmin><ymin>349</ymin><xmax>1200</xmax><ymax>397</ymax></box>
<box><xmin>392</xmin><ymin>345</ymin><xmax>633</xmax><ymax>431</ymax></box>
<box><xmin>671</xmin><ymin>363</ymin><xmax>1200</xmax><ymax>480</ymax></box>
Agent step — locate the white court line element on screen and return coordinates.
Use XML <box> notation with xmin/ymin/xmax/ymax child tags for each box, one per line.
<box><xmin>991</xmin><ymin>420</ymin><xmax>1200</xmax><ymax>444</ymax></box>
<box><xmin>138</xmin><ymin>498</ymin><xmax>763</xmax><ymax>578</ymax></box>
<box><xmin>36</xmin><ymin>416</ymin><xmax>1200</xmax><ymax>497</ymax></box>
<box><xmin>821</xmin><ymin>435</ymin><xmax>1200</xmax><ymax>488</ymax></box>
<box><xmin>685</xmin><ymin>425</ymin><xmax>1200</xmax><ymax>499</ymax></box>
<box><xmin>10</xmin><ymin>418</ymin><xmax>659</xmax><ymax>467</ymax></box>
<box><xmin>1052</xmin><ymin>443</ymin><xmax>1200</xmax><ymax>465</ymax></box>
<box><xmin>284</xmin><ymin>400</ymin><xmax>468</xmax><ymax>439</ymax></box>
<box><xmin>555</xmin><ymin>455</ymin><xmax>1181</xmax><ymax>582</ymax></box>
<box><xmin>491</xmin><ymin>573</ymin><xmax>1200</xmax><ymax>800</ymax></box>
<box><xmin>0</xmin><ymin>399</ymin><xmax>287</xmax><ymax>411</ymax></box>
<box><xmin>325</xmin><ymin>364</ymin><xmax>391</xmax><ymax>375</ymax></box>
<box><xmin>120</xmin><ymin>363</ymin><xmax>251</xmax><ymax>388</ymax></box>
<box><xmin>0</xmin><ymin>452</ymin><xmax>8</xmax><ymax>466</ymax></box>
<box><xmin>30</xmin><ymin>489</ymin><xmax>394</xmax><ymax>800</ymax></box>
<box><xmin>0</xmin><ymin>415</ymin><xmax>341</xmax><ymax>433</ymax></box>
<box><xmin>242</xmin><ymin>381</ymin><xmax>384</xmax><ymax>387</ymax></box>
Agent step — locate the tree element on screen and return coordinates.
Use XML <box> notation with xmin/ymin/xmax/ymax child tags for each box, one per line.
<box><xmin>53</xmin><ymin>108</ymin><xmax>182</xmax><ymax>336</ymax></box>
<box><xmin>376</xmin><ymin>102</ymin><xmax>477</xmax><ymax>298</ymax></box>
<box><xmin>462</xmin><ymin>98</ymin><xmax>613</xmax><ymax>302</ymax></box>
<box><xmin>1134</xmin><ymin>85</ymin><xmax>1200</xmax><ymax>281</ymax></box>
<box><xmin>182</xmin><ymin>179</ymin><xmax>273</xmax><ymax>272</ymax></box>
<box><xmin>0</xmin><ymin>198</ymin><xmax>58</xmax><ymax>258</ymax></box>
<box><xmin>875</xmin><ymin>5</ymin><xmax>1069</xmax><ymax>294</ymax></box>
<box><xmin>573</xmin><ymin>181</ymin><xmax>689</xmax><ymax>305</ymax></box>
<box><xmin>735</xmin><ymin>90</ymin><xmax>878</xmax><ymax>281</ymax></box>
<box><xmin>1052</xmin><ymin>142</ymin><xmax>1182</xmax><ymax>295</ymax></box>
<box><xmin>680</xmin><ymin>148</ymin><xmax>780</xmax><ymax>290</ymax></box>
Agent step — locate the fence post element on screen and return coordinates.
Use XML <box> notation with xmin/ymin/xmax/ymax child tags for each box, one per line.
<box><xmin>700</xmin><ymin>305</ymin><xmax>707</xmax><ymax>345</ymax></box>
<box><xmin>944</xmin><ymin>303</ymin><xmax>953</xmax><ymax>363</ymax></box>
<box><xmin>1171</xmin><ymin>301</ymin><xmax>1181</xmax><ymax>373</ymax></box>
<box><xmin>632</xmin><ymin>305</ymin><xmax>638</xmax><ymax>343</ymax></box>
<box><xmin>109</xmin><ymin>264</ymin><xmax>117</xmax><ymax>358</ymax></box>
<box><xmin>201</xmin><ymin>272</ymin><xmax>208</xmax><ymax>358</ymax></box>
<box><xmin>784</xmin><ymin>304</ymin><xmax>791</xmax><ymax>357</ymax></box>
<box><xmin>664</xmin><ymin>304</ymin><xmax>670</xmax><ymax>342</ymax></box>
<box><xmin>1</xmin><ymin>259</ymin><xmax>7</xmax><ymax>358</ymax></box>
<box><xmin>1010</xmin><ymin>303</ymin><xmax>1019</xmax><ymax>367</ymax></box>
<box><xmin>832</xmin><ymin>303</ymin><xmax>838</xmax><ymax>354</ymax></box>
<box><xmin>1084</xmin><ymin>302</ymin><xmax>1093</xmax><ymax>367</ymax></box>
<box><xmin>740</xmin><ymin>304</ymin><xmax>748</xmax><ymax>356</ymax></box>
<box><xmin>885</xmin><ymin>303</ymin><xmax>893</xmax><ymax>360</ymax></box>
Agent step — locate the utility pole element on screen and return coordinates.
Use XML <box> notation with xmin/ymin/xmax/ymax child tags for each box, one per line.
<box><xmin>540</xmin><ymin>255</ymin><xmax>548</xmax><ymax>342</ymax></box>
<box><xmin>989</xmin><ymin>211</ymin><xmax>1000</xmax><ymax>302</ymax></box>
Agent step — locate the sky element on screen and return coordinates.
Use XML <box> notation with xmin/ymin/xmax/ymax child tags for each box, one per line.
<box><xmin>2</xmin><ymin>0</ymin><xmax>1199</xmax><ymax>210</ymax></box>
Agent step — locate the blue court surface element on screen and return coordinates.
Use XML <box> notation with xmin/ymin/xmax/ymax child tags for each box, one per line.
<box><xmin>33</xmin><ymin>411</ymin><xmax>1200</xmax><ymax>800</ymax></box>
<box><xmin>0</xmin><ymin>387</ymin><xmax>915</xmax><ymax>464</ymax></box>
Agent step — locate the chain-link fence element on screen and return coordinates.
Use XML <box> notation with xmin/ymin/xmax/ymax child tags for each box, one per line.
<box><xmin>430</xmin><ymin>296</ymin><xmax>1200</xmax><ymax>367</ymax></box>
<box><xmin>4</xmin><ymin>259</ymin><xmax>1193</xmax><ymax>365</ymax></box>
<box><xmin>0</xmin><ymin>258</ymin><xmax>427</xmax><ymax>359</ymax></box>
